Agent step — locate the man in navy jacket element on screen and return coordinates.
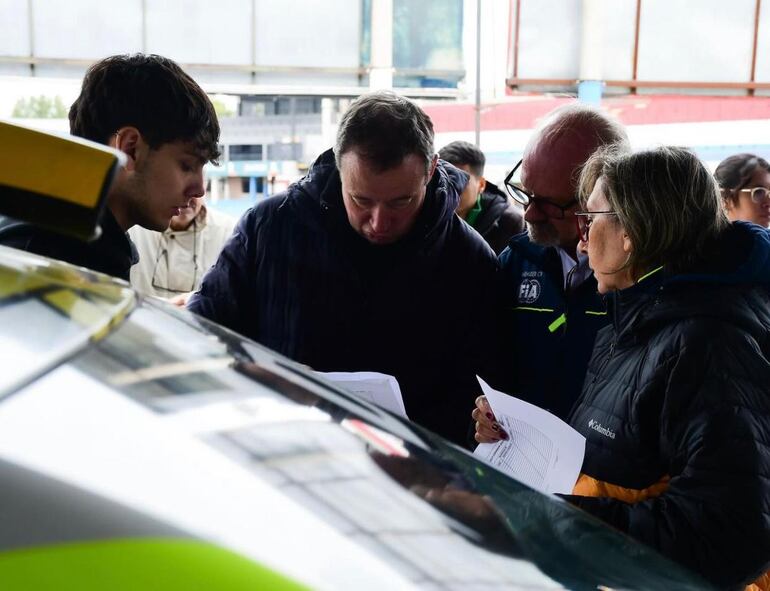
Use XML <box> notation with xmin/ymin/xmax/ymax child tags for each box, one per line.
<box><xmin>189</xmin><ymin>91</ymin><xmax>499</xmax><ymax>446</ymax></box>
<box><xmin>484</xmin><ymin>104</ymin><xmax>628</xmax><ymax>423</ymax></box>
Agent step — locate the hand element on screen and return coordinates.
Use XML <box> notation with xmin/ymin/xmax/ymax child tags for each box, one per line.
<box><xmin>471</xmin><ymin>395</ymin><xmax>509</xmax><ymax>443</ymax></box>
<box><xmin>167</xmin><ymin>292</ymin><xmax>192</xmax><ymax>308</ymax></box>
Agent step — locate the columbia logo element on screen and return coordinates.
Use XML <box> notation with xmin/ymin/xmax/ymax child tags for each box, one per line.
<box><xmin>588</xmin><ymin>419</ymin><xmax>616</xmax><ymax>439</ymax></box>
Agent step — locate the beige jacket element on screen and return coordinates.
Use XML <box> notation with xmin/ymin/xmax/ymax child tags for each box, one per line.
<box><xmin>128</xmin><ymin>206</ymin><xmax>237</xmax><ymax>298</ymax></box>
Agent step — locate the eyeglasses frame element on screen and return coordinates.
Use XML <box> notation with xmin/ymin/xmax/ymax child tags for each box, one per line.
<box><xmin>574</xmin><ymin>210</ymin><xmax>620</xmax><ymax>242</ymax></box>
<box><xmin>504</xmin><ymin>159</ymin><xmax>579</xmax><ymax>220</ymax></box>
<box><xmin>738</xmin><ymin>186</ymin><xmax>770</xmax><ymax>204</ymax></box>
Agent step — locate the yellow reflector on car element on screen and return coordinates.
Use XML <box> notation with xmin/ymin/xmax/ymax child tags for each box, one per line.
<box><xmin>0</xmin><ymin>120</ymin><xmax>125</xmax><ymax>241</ymax></box>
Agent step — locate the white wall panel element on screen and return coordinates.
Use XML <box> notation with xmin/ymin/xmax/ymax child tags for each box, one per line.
<box><xmin>637</xmin><ymin>0</ymin><xmax>755</xmax><ymax>82</ymax></box>
<box><xmin>33</xmin><ymin>0</ymin><xmax>142</xmax><ymax>58</ymax></box>
<box><xmin>145</xmin><ymin>0</ymin><xmax>252</xmax><ymax>65</ymax></box>
<box><xmin>0</xmin><ymin>0</ymin><xmax>30</xmax><ymax>55</ymax></box>
<box><xmin>253</xmin><ymin>0</ymin><xmax>361</xmax><ymax>67</ymax></box>
<box><xmin>517</xmin><ymin>0</ymin><xmax>580</xmax><ymax>79</ymax></box>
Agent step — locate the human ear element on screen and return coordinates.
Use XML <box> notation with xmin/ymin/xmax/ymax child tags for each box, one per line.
<box><xmin>477</xmin><ymin>176</ymin><xmax>487</xmax><ymax>194</ymax></box>
<box><xmin>622</xmin><ymin>232</ymin><xmax>633</xmax><ymax>254</ymax></box>
<box><xmin>112</xmin><ymin>127</ymin><xmax>142</xmax><ymax>172</ymax></box>
<box><xmin>427</xmin><ymin>154</ymin><xmax>439</xmax><ymax>181</ymax></box>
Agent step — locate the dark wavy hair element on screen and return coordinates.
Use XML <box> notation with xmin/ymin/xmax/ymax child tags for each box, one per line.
<box><xmin>69</xmin><ymin>54</ymin><xmax>220</xmax><ymax>163</ymax></box>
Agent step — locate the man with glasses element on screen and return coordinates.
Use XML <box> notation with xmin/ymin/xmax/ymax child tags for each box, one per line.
<box><xmin>128</xmin><ymin>197</ymin><xmax>236</xmax><ymax>298</ymax></box>
<box><xmin>484</xmin><ymin>104</ymin><xmax>628</xmax><ymax>423</ymax></box>
<box><xmin>189</xmin><ymin>91</ymin><xmax>499</xmax><ymax>447</ymax></box>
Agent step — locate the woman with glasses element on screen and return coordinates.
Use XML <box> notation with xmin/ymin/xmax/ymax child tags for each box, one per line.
<box><xmin>715</xmin><ymin>153</ymin><xmax>770</xmax><ymax>228</ymax></box>
<box><xmin>475</xmin><ymin>146</ymin><xmax>770</xmax><ymax>589</ymax></box>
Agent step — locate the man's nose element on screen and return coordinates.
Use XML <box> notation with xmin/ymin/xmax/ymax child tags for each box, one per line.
<box><xmin>524</xmin><ymin>203</ymin><xmax>545</xmax><ymax>222</ymax></box>
<box><xmin>189</xmin><ymin>169</ymin><xmax>206</xmax><ymax>198</ymax></box>
<box><xmin>369</xmin><ymin>206</ymin><xmax>390</xmax><ymax>232</ymax></box>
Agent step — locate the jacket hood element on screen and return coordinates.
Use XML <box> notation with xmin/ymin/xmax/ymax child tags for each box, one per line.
<box><xmin>607</xmin><ymin>221</ymin><xmax>770</xmax><ymax>342</ymax></box>
<box><xmin>290</xmin><ymin>148</ymin><xmax>463</xmax><ymax>248</ymax></box>
<box><xmin>474</xmin><ymin>183</ymin><xmax>508</xmax><ymax>223</ymax></box>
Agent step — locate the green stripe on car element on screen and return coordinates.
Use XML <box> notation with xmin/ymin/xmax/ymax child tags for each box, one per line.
<box><xmin>0</xmin><ymin>538</ymin><xmax>309</xmax><ymax>591</ymax></box>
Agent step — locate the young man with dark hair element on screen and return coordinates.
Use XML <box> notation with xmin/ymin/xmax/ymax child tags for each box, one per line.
<box><xmin>438</xmin><ymin>140</ymin><xmax>524</xmax><ymax>254</ymax></box>
<box><xmin>0</xmin><ymin>53</ymin><xmax>220</xmax><ymax>281</ymax></box>
<box><xmin>189</xmin><ymin>91</ymin><xmax>499</xmax><ymax>446</ymax></box>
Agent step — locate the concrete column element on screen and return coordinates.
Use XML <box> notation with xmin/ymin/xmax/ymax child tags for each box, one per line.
<box><xmin>369</xmin><ymin>0</ymin><xmax>394</xmax><ymax>90</ymax></box>
<box><xmin>578</xmin><ymin>0</ymin><xmax>604</xmax><ymax>104</ymax></box>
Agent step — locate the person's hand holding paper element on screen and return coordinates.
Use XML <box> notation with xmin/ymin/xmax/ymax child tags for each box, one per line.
<box><xmin>472</xmin><ymin>394</ymin><xmax>509</xmax><ymax>443</ymax></box>
<box><xmin>472</xmin><ymin>377</ymin><xmax>585</xmax><ymax>495</ymax></box>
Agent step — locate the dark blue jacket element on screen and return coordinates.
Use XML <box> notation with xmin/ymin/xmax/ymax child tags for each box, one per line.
<box><xmin>494</xmin><ymin>234</ymin><xmax>608</xmax><ymax>420</ymax></box>
<box><xmin>567</xmin><ymin>222</ymin><xmax>770</xmax><ymax>588</ymax></box>
<box><xmin>189</xmin><ymin>149</ymin><xmax>500</xmax><ymax>446</ymax></box>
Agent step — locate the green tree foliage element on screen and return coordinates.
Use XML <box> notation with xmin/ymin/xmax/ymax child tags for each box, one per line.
<box><xmin>12</xmin><ymin>95</ymin><xmax>68</xmax><ymax>119</ymax></box>
<box><xmin>211</xmin><ymin>98</ymin><xmax>234</xmax><ymax>118</ymax></box>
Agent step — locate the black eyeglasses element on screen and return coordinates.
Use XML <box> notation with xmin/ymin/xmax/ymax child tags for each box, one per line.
<box><xmin>504</xmin><ymin>160</ymin><xmax>578</xmax><ymax>219</ymax></box>
<box><xmin>574</xmin><ymin>211</ymin><xmax>619</xmax><ymax>242</ymax></box>
<box><xmin>738</xmin><ymin>186</ymin><xmax>770</xmax><ymax>203</ymax></box>
<box><xmin>151</xmin><ymin>223</ymin><xmax>199</xmax><ymax>293</ymax></box>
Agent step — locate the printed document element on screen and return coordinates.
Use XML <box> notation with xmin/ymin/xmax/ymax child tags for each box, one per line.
<box><xmin>473</xmin><ymin>377</ymin><xmax>585</xmax><ymax>495</ymax></box>
<box><xmin>317</xmin><ymin>371</ymin><xmax>408</xmax><ymax>418</ymax></box>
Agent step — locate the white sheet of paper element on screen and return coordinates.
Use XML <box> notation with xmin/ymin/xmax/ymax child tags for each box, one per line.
<box><xmin>473</xmin><ymin>377</ymin><xmax>585</xmax><ymax>495</ymax></box>
<box><xmin>317</xmin><ymin>371</ymin><xmax>408</xmax><ymax>419</ymax></box>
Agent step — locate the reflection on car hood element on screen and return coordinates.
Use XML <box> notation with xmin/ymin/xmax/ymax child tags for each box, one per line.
<box><xmin>0</xmin><ymin>253</ymin><xmax>715</xmax><ymax>590</ymax></box>
<box><xmin>0</xmin><ymin>245</ymin><xmax>135</xmax><ymax>398</ymax></box>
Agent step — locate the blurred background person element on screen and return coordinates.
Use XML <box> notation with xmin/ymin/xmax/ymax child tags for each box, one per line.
<box><xmin>475</xmin><ymin>145</ymin><xmax>770</xmax><ymax>589</ymax></box>
<box><xmin>714</xmin><ymin>153</ymin><xmax>770</xmax><ymax>228</ymax></box>
<box><xmin>438</xmin><ymin>140</ymin><xmax>523</xmax><ymax>254</ymax></box>
<box><xmin>129</xmin><ymin>197</ymin><xmax>236</xmax><ymax>298</ymax></box>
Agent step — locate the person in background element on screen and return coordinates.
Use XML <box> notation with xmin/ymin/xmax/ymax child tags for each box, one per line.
<box><xmin>438</xmin><ymin>140</ymin><xmax>523</xmax><ymax>254</ymax></box>
<box><xmin>188</xmin><ymin>91</ymin><xmax>499</xmax><ymax>447</ymax></box>
<box><xmin>480</xmin><ymin>104</ymin><xmax>628</xmax><ymax>423</ymax></box>
<box><xmin>129</xmin><ymin>197</ymin><xmax>236</xmax><ymax>298</ymax></box>
<box><xmin>476</xmin><ymin>145</ymin><xmax>770</xmax><ymax>590</ymax></box>
<box><xmin>714</xmin><ymin>153</ymin><xmax>770</xmax><ymax>228</ymax></box>
<box><xmin>0</xmin><ymin>53</ymin><xmax>219</xmax><ymax>281</ymax></box>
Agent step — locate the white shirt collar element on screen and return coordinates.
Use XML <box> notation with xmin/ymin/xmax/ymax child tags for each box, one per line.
<box><xmin>554</xmin><ymin>246</ymin><xmax>592</xmax><ymax>291</ymax></box>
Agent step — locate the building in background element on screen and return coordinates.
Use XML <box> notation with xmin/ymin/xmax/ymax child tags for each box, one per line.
<box><xmin>2</xmin><ymin>0</ymin><xmax>770</xmax><ymax>216</ymax></box>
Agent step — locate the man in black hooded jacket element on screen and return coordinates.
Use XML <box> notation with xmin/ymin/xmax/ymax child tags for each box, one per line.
<box><xmin>188</xmin><ymin>92</ymin><xmax>499</xmax><ymax>446</ymax></box>
<box><xmin>438</xmin><ymin>140</ymin><xmax>524</xmax><ymax>254</ymax></box>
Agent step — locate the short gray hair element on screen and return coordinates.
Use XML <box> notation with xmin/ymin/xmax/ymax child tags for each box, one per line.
<box><xmin>334</xmin><ymin>91</ymin><xmax>435</xmax><ymax>174</ymax></box>
<box><xmin>579</xmin><ymin>145</ymin><xmax>729</xmax><ymax>276</ymax></box>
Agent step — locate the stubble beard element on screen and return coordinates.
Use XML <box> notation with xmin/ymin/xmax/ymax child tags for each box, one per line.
<box><xmin>526</xmin><ymin>221</ymin><xmax>560</xmax><ymax>247</ymax></box>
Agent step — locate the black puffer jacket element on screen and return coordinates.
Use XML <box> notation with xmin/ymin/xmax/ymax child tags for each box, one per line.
<box><xmin>567</xmin><ymin>222</ymin><xmax>770</xmax><ymax>589</ymax></box>
<box><xmin>189</xmin><ymin>149</ymin><xmax>500</xmax><ymax>446</ymax></box>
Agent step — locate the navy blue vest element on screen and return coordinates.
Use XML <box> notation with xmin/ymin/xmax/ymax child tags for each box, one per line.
<box><xmin>496</xmin><ymin>233</ymin><xmax>608</xmax><ymax>419</ymax></box>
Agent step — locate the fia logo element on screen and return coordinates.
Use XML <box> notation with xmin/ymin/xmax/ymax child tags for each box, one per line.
<box><xmin>518</xmin><ymin>279</ymin><xmax>541</xmax><ymax>304</ymax></box>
